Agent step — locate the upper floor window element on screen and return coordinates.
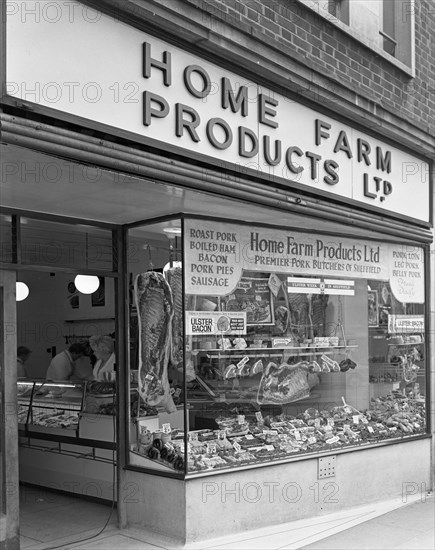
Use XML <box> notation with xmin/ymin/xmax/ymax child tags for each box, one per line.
<box><xmin>381</xmin><ymin>0</ymin><xmax>397</xmax><ymax>56</ymax></box>
<box><xmin>299</xmin><ymin>0</ymin><xmax>415</xmax><ymax>75</ymax></box>
<box><xmin>326</xmin><ymin>0</ymin><xmax>349</xmax><ymax>25</ymax></box>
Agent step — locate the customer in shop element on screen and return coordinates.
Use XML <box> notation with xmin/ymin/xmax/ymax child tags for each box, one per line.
<box><xmin>46</xmin><ymin>342</ymin><xmax>86</xmax><ymax>381</ymax></box>
<box><xmin>89</xmin><ymin>334</ymin><xmax>116</xmax><ymax>381</ymax></box>
<box><xmin>17</xmin><ymin>346</ymin><xmax>32</xmax><ymax>378</ymax></box>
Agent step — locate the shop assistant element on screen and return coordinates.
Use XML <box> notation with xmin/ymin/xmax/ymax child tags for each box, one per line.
<box><xmin>89</xmin><ymin>335</ymin><xmax>116</xmax><ymax>381</ymax></box>
<box><xmin>46</xmin><ymin>343</ymin><xmax>86</xmax><ymax>382</ymax></box>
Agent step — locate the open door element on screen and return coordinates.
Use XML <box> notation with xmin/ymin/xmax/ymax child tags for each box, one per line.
<box><xmin>0</xmin><ymin>270</ymin><xmax>19</xmax><ymax>549</ymax></box>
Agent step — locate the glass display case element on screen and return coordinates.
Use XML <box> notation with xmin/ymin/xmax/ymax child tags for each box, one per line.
<box><xmin>126</xmin><ymin>216</ymin><xmax>428</xmax><ymax>475</ymax></box>
<box><xmin>17</xmin><ymin>380</ymin><xmax>118</xmax><ymax>448</ymax></box>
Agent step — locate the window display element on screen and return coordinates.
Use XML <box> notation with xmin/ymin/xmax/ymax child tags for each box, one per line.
<box><xmin>127</xmin><ymin>217</ymin><xmax>428</xmax><ymax>475</ymax></box>
<box><xmin>128</xmin><ymin>220</ymin><xmax>186</xmax><ymax>473</ymax></box>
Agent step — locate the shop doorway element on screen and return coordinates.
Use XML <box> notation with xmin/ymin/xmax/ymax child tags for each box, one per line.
<box><xmin>15</xmin><ymin>267</ymin><xmax>118</xmax><ymax>547</ymax></box>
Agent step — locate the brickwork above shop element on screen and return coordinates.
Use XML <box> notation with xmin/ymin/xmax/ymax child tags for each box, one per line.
<box><xmin>161</xmin><ymin>0</ymin><xmax>435</xmax><ymax>139</ymax></box>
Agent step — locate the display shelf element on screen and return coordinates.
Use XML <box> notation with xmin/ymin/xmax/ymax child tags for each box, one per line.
<box><xmin>369</xmin><ymin>381</ymin><xmax>400</xmax><ymax>386</ymax></box>
<box><xmin>197</xmin><ymin>345</ymin><xmax>357</xmax><ymax>358</ymax></box>
<box><xmin>64</xmin><ymin>317</ymin><xmax>115</xmax><ymax>323</ymax></box>
<box><xmin>387</xmin><ymin>341</ymin><xmax>424</xmax><ymax>347</ymax></box>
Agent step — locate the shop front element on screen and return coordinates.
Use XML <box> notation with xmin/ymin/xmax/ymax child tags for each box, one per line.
<box><xmin>1</xmin><ymin>1</ymin><xmax>433</xmax><ymax>546</ymax></box>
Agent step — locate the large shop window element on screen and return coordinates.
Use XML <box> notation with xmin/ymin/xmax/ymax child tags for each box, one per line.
<box><xmin>128</xmin><ymin>217</ymin><xmax>428</xmax><ymax>475</ymax></box>
<box><xmin>127</xmin><ymin>219</ymin><xmax>186</xmax><ymax>474</ymax></box>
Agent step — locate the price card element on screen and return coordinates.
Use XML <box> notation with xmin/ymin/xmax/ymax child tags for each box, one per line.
<box><xmin>255</xmin><ymin>411</ymin><xmax>264</xmax><ymax>423</ymax></box>
<box><xmin>263</xmin><ymin>429</ymin><xmax>278</xmax><ymax>435</ymax></box>
<box><xmin>245</xmin><ymin>434</ymin><xmax>254</xmax><ymax>440</ymax></box>
<box><xmin>320</xmin><ymin>353</ymin><xmax>334</xmax><ymax>365</ymax></box>
<box><xmin>236</xmin><ymin>356</ymin><xmax>250</xmax><ymax>369</ymax></box>
<box><xmin>237</xmin><ymin>415</ymin><xmax>245</xmax><ymax>425</ymax></box>
<box><xmin>233</xmin><ymin>441</ymin><xmax>242</xmax><ymax>452</ymax></box>
<box><xmin>294</xmin><ymin>430</ymin><xmax>301</xmax><ymax>440</ymax></box>
<box><xmin>145</xmin><ymin>374</ymin><xmax>153</xmax><ymax>381</ymax></box>
<box><xmin>367</xmin><ymin>426</ymin><xmax>375</xmax><ymax>433</ymax></box>
<box><xmin>265</xmin><ymin>444</ymin><xmax>275</xmax><ymax>451</ymax></box>
<box><xmin>206</xmin><ymin>442</ymin><xmax>217</xmax><ymax>454</ymax></box>
<box><xmin>352</xmin><ymin>415</ymin><xmax>360</xmax><ymax>424</ymax></box>
<box><xmin>188</xmin><ymin>431</ymin><xmax>198</xmax><ymax>441</ymax></box>
<box><xmin>162</xmin><ymin>423</ymin><xmax>171</xmax><ymax>433</ymax></box>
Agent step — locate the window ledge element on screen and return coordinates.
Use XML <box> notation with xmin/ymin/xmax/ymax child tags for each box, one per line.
<box><xmin>297</xmin><ymin>0</ymin><xmax>415</xmax><ymax>78</ymax></box>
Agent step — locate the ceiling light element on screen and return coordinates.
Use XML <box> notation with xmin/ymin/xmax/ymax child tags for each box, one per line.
<box><xmin>163</xmin><ymin>261</ymin><xmax>182</xmax><ymax>276</ymax></box>
<box><xmin>163</xmin><ymin>227</ymin><xmax>182</xmax><ymax>236</ymax></box>
<box><xmin>16</xmin><ymin>282</ymin><xmax>30</xmax><ymax>301</ymax></box>
<box><xmin>74</xmin><ymin>275</ymin><xmax>100</xmax><ymax>294</ymax></box>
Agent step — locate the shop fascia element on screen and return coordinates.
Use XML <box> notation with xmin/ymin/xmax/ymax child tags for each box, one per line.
<box><xmin>143</xmin><ymin>42</ymin><xmax>392</xmax><ymax>197</ymax></box>
<box><xmin>7</xmin><ymin>7</ymin><xmax>429</xmax><ymax>221</ymax></box>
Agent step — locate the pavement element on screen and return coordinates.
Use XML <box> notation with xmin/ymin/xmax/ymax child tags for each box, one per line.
<box><xmin>19</xmin><ymin>486</ymin><xmax>434</xmax><ymax>550</ymax></box>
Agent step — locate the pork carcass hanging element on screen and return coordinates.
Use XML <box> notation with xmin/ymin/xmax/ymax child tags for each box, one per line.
<box><xmin>135</xmin><ymin>271</ymin><xmax>176</xmax><ymax>413</ymax></box>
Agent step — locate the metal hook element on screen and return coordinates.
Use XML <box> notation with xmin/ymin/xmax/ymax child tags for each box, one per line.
<box><xmin>144</xmin><ymin>244</ymin><xmax>154</xmax><ymax>270</ymax></box>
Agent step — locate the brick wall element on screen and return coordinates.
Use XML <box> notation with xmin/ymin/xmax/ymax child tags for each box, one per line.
<box><xmin>177</xmin><ymin>0</ymin><xmax>434</xmax><ymax>137</ymax></box>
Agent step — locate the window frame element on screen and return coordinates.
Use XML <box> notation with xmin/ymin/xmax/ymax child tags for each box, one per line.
<box><xmin>297</xmin><ymin>0</ymin><xmax>415</xmax><ymax>77</ymax></box>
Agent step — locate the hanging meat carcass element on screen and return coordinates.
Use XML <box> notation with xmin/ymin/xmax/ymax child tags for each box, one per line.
<box><xmin>165</xmin><ymin>266</ymin><xmax>196</xmax><ymax>382</ymax></box>
<box><xmin>135</xmin><ymin>272</ymin><xmax>176</xmax><ymax>413</ymax></box>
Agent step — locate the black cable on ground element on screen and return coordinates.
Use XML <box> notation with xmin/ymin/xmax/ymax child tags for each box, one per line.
<box><xmin>41</xmin><ymin>392</ymin><xmax>118</xmax><ymax>550</ymax></box>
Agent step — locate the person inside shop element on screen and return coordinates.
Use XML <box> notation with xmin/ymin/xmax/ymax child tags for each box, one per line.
<box><xmin>17</xmin><ymin>346</ymin><xmax>32</xmax><ymax>378</ymax></box>
<box><xmin>46</xmin><ymin>342</ymin><xmax>86</xmax><ymax>382</ymax></box>
<box><xmin>70</xmin><ymin>340</ymin><xmax>95</xmax><ymax>382</ymax></box>
<box><xmin>89</xmin><ymin>334</ymin><xmax>116</xmax><ymax>382</ymax></box>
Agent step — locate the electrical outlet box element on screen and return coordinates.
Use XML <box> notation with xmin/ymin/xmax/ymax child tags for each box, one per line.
<box><xmin>318</xmin><ymin>455</ymin><xmax>336</xmax><ymax>479</ymax></box>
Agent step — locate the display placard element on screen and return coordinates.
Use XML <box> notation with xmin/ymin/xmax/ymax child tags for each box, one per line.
<box><xmin>387</xmin><ymin>315</ymin><xmax>424</xmax><ymax>334</ymax></box>
<box><xmin>221</xmin><ymin>276</ymin><xmax>274</xmax><ymax>325</ymax></box>
<box><xmin>185</xmin><ymin>219</ymin><xmax>425</xmax><ymax>303</ymax></box>
<box><xmin>287</xmin><ymin>277</ymin><xmax>355</xmax><ymax>295</ymax></box>
<box><xmin>185</xmin><ymin>311</ymin><xmax>246</xmax><ymax>335</ymax></box>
